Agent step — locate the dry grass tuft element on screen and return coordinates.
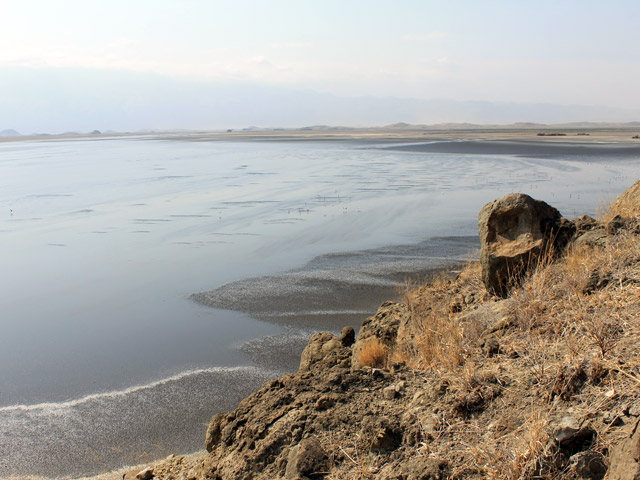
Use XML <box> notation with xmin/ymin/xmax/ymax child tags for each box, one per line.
<box><xmin>359</xmin><ymin>338</ymin><xmax>388</xmax><ymax>368</ymax></box>
<box><xmin>404</xmin><ymin>270</ymin><xmax>467</xmax><ymax>371</ymax></box>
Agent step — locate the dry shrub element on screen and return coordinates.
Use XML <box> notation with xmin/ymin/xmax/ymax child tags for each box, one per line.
<box><xmin>359</xmin><ymin>338</ymin><xmax>388</xmax><ymax>368</ymax></box>
<box><xmin>405</xmin><ymin>271</ymin><xmax>466</xmax><ymax>371</ymax></box>
<box><xmin>457</xmin><ymin>406</ymin><xmax>551</xmax><ymax>480</ymax></box>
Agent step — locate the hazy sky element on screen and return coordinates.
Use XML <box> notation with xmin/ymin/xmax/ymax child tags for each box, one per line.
<box><xmin>2</xmin><ymin>0</ymin><xmax>640</xmax><ymax>131</ymax></box>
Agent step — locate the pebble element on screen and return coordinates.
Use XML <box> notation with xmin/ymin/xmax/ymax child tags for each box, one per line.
<box><xmin>383</xmin><ymin>386</ymin><xmax>397</xmax><ymax>400</ymax></box>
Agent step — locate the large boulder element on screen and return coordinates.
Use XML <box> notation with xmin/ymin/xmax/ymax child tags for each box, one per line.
<box><xmin>478</xmin><ymin>193</ymin><xmax>575</xmax><ymax>297</ymax></box>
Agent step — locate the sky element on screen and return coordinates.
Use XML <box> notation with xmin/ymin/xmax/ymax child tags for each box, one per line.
<box><xmin>1</xmin><ymin>0</ymin><xmax>640</xmax><ymax>132</ymax></box>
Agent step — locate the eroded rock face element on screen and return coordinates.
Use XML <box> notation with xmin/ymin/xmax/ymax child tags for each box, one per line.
<box><xmin>478</xmin><ymin>193</ymin><xmax>575</xmax><ymax>297</ymax></box>
<box><xmin>197</xmin><ymin>303</ymin><xmax>436</xmax><ymax>480</ymax></box>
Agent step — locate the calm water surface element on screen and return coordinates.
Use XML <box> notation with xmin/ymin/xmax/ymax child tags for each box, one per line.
<box><xmin>0</xmin><ymin>136</ymin><xmax>638</xmax><ymax>476</ymax></box>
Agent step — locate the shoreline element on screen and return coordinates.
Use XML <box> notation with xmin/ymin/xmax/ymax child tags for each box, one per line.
<box><xmin>2</xmin><ymin>125</ymin><xmax>640</xmax><ymax>146</ymax></box>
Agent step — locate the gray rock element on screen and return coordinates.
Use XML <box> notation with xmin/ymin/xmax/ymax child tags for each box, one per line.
<box><xmin>383</xmin><ymin>386</ymin><xmax>397</xmax><ymax>400</ymax></box>
<box><xmin>363</xmin><ymin>417</ymin><xmax>402</xmax><ymax>451</ymax></box>
<box><xmin>478</xmin><ymin>193</ymin><xmax>575</xmax><ymax>296</ymax></box>
<box><xmin>570</xmin><ymin>451</ymin><xmax>607</xmax><ymax>480</ymax></box>
<box><xmin>554</xmin><ymin>416</ymin><xmax>582</xmax><ymax>443</ymax></box>
<box><xmin>574</xmin><ymin>214</ymin><xmax>599</xmax><ymax>234</ymax></box>
<box><xmin>553</xmin><ymin>417</ymin><xmax>596</xmax><ymax>451</ymax></box>
<box><xmin>339</xmin><ymin>326</ymin><xmax>355</xmax><ymax>346</ymax></box>
<box><xmin>575</xmin><ymin>228</ymin><xmax>608</xmax><ymax>248</ymax></box>
<box><xmin>285</xmin><ymin>437</ymin><xmax>328</xmax><ymax>479</ymax></box>
<box><xmin>628</xmin><ymin>402</ymin><xmax>640</xmax><ymax>417</ymax></box>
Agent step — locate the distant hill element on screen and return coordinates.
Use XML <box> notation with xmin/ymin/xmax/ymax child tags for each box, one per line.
<box><xmin>0</xmin><ymin>129</ymin><xmax>20</xmax><ymax>137</ymax></box>
<box><xmin>2</xmin><ymin>67</ymin><xmax>639</xmax><ymax>131</ymax></box>
<box><xmin>379</xmin><ymin>121</ymin><xmax>640</xmax><ymax>131</ymax></box>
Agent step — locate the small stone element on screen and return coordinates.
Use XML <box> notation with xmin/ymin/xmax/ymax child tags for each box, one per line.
<box><xmin>390</xmin><ymin>361</ymin><xmax>406</xmax><ymax>372</ymax></box>
<box><xmin>628</xmin><ymin>403</ymin><xmax>640</xmax><ymax>417</ymax></box>
<box><xmin>412</xmin><ymin>390</ymin><xmax>426</xmax><ymax>404</ymax></box>
<box><xmin>314</xmin><ymin>394</ymin><xmax>338</xmax><ymax>411</ymax></box>
<box><xmin>339</xmin><ymin>326</ymin><xmax>355</xmax><ymax>346</ymax></box>
<box><xmin>554</xmin><ymin>417</ymin><xmax>581</xmax><ymax>444</ymax></box>
<box><xmin>285</xmin><ymin>437</ymin><xmax>328</xmax><ymax>479</ymax></box>
<box><xmin>554</xmin><ymin>417</ymin><xmax>596</xmax><ymax>451</ymax></box>
<box><xmin>383</xmin><ymin>386</ymin><xmax>397</xmax><ymax>400</ymax></box>
<box><xmin>395</xmin><ymin>380</ymin><xmax>406</xmax><ymax>393</ymax></box>
<box><xmin>603</xmin><ymin>412</ymin><xmax>624</xmax><ymax>427</ymax></box>
<box><xmin>605</xmin><ymin>389</ymin><xmax>617</xmax><ymax>399</ymax></box>
<box><xmin>480</xmin><ymin>335</ymin><xmax>501</xmax><ymax>357</ymax></box>
<box><xmin>136</xmin><ymin>467</ymin><xmax>154</xmax><ymax>480</ymax></box>
<box><xmin>570</xmin><ymin>451</ymin><xmax>607</xmax><ymax>480</ymax></box>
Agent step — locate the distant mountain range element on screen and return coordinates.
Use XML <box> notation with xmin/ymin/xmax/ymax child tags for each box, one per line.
<box><xmin>0</xmin><ymin>129</ymin><xmax>20</xmax><ymax>137</ymax></box>
<box><xmin>1</xmin><ymin>67</ymin><xmax>639</xmax><ymax>132</ymax></box>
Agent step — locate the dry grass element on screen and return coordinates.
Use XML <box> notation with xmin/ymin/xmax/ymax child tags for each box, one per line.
<box><xmin>603</xmin><ymin>179</ymin><xmax>640</xmax><ymax>222</ymax></box>
<box><xmin>403</xmin><ymin>268</ymin><xmax>474</xmax><ymax>371</ymax></box>
<box><xmin>359</xmin><ymin>338</ymin><xmax>388</xmax><ymax>368</ymax></box>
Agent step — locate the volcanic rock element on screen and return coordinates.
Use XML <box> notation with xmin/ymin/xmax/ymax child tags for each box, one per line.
<box><xmin>478</xmin><ymin>193</ymin><xmax>575</xmax><ymax>296</ymax></box>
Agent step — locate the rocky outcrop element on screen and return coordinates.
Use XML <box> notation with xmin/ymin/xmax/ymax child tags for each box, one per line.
<box><xmin>478</xmin><ymin>193</ymin><xmax>575</xmax><ymax>296</ymax></box>
<box><xmin>192</xmin><ymin>303</ymin><xmax>459</xmax><ymax>480</ymax></box>
<box><xmin>351</xmin><ymin>301</ymin><xmax>409</xmax><ymax>368</ymax></box>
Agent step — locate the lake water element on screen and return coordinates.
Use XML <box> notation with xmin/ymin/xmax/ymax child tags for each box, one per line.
<box><xmin>0</xmin><ymin>136</ymin><xmax>638</xmax><ymax>477</ymax></box>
